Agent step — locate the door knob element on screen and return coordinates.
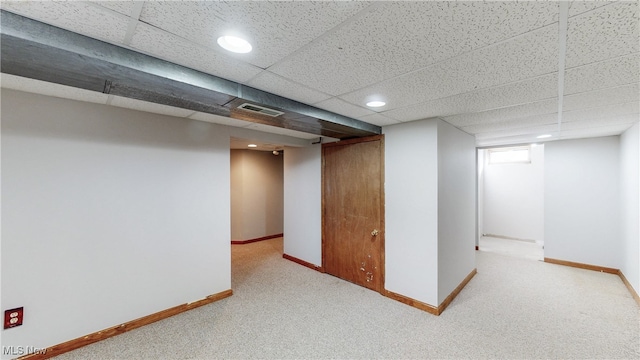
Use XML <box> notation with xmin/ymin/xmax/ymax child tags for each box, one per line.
<box><xmin>371</xmin><ymin>229</ymin><xmax>379</xmax><ymax>236</ymax></box>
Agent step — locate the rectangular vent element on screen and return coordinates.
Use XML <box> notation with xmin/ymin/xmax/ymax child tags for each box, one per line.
<box><xmin>237</xmin><ymin>103</ymin><xmax>284</xmax><ymax>117</ymax></box>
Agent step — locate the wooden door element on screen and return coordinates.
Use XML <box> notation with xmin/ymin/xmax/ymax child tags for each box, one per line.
<box><xmin>322</xmin><ymin>135</ymin><xmax>384</xmax><ymax>293</ymax></box>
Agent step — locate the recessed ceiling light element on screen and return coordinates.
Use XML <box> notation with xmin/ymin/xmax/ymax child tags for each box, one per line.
<box><xmin>366</xmin><ymin>101</ymin><xmax>386</xmax><ymax>108</ymax></box>
<box><xmin>248</xmin><ymin>144</ymin><xmax>257</xmax><ymax>148</ymax></box>
<box><xmin>537</xmin><ymin>134</ymin><xmax>552</xmax><ymax>139</ymax></box>
<box><xmin>217</xmin><ymin>35</ymin><xmax>252</xmax><ymax>53</ymax></box>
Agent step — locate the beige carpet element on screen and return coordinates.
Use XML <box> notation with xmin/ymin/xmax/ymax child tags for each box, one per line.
<box><xmin>54</xmin><ymin>237</ymin><xmax>639</xmax><ymax>359</ymax></box>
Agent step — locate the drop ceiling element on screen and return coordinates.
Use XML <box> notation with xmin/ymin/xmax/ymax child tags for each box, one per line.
<box><xmin>1</xmin><ymin>1</ymin><xmax>638</xmax><ymax>147</ymax></box>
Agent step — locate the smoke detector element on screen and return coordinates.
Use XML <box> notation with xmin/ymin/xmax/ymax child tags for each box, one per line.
<box><xmin>237</xmin><ymin>103</ymin><xmax>284</xmax><ymax>117</ymax></box>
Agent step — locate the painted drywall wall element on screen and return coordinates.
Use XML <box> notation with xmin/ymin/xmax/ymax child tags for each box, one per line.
<box><xmin>482</xmin><ymin>145</ymin><xmax>544</xmax><ymax>242</ymax></box>
<box><xmin>283</xmin><ymin>145</ymin><xmax>322</xmax><ymax>266</ymax></box>
<box><xmin>544</xmin><ymin>136</ymin><xmax>620</xmax><ymax>268</ymax></box>
<box><xmin>477</xmin><ymin>149</ymin><xmax>484</xmax><ymax>246</ymax></box>
<box><xmin>230</xmin><ymin>149</ymin><xmax>283</xmax><ymax>241</ymax></box>
<box><xmin>437</xmin><ymin>120</ymin><xmax>476</xmax><ymax>305</ymax></box>
<box><xmin>384</xmin><ymin>119</ymin><xmax>439</xmax><ymax>306</ymax></box>
<box><xmin>1</xmin><ymin>90</ymin><xmax>231</xmax><ymax>352</ymax></box>
<box><xmin>620</xmin><ymin>123</ymin><xmax>640</xmax><ymax>294</ymax></box>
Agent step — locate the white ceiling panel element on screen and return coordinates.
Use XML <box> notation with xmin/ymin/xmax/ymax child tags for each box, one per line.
<box><xmin>92</xmin><ymin>1</ymin><xmax>135</xmax><ymax>17</ymax></box>
<box><xmin>0</xmin><ymin>74</ymin><xmax>109</xmax><ymax>104</ymax></box>
<box><xmin>139</xmin><ymin>1</ymin><xmax>371</xmax><ymax>69</ymax></box>
<box><xmin>243</xmin><ymin>123</ymin><xmax>320</xmax><ymax>140</ymax></box>
<box><xmin>563</xmin><ymin>101</ymin><xmax>640</xmax><ymax>123</ymax></box>
<box><xmin>246</xmin><ymin>71</ymin><xmax>332</xmax><ymax>106</ymax></box>
<box><xmin>558</xmin><ymin>123</ymin><xmax>636</xmax><ymax>139</ymax></box>
<box><xmin>109</xmin><ymin>96</ymin><xmax>195</xmax><ymax>118</ymax></box>
<box><xmin>568</xmin><ymin>0</ymin><xmax>617</xmax><ymax>17</ymax></box>
<box><xmin>314</xmin><ymin>98</ymin><xmax>375</xmax><ymax>119</ymax></box>
<box><xmin>564</xmin><ymin>53</ymin><xmax>639</xmax><ymax>95</ymax></box>
<box><xmin>565</xmin><ymin>1</ymin><xmax>639</xmax><ymax>68</ymax></box>
<box><xmin>129</xmin><ymin>23</ymin><xmax>262</xmax><ymax>84</ymax></box>
<box><xmin>341</xmin><ymin>24</ymin><xmax>558</xmax><ymax>111</ymax></box>
<box><xmin>0</xmin><ymin>2</ymin><xmax>129</xmax><ymax>45</ymax></box>
<box><xmin>384</xmin><ymin>74</ymin><xmax>558</xmax><ymax>122</ymax></box>
<box><xmin>188</xmin><ymin>112</ymin><xmax>254</xmax><ymax>128</ymax></box>
<box><xmin>358</xmin><ymin>113</ymin><xmax>401</xmax><ymax>127</ymax></box>
<box><xmin>444</xmin><ymin>99</ymin><xmax>557</xmax><ymax>128</ymax></box>
<box><xmin>270</xmin><ymin>1</ymin><xmax>558</xmax><ymax>96</ymax></box>
<box><xmin>461</xmin><ymin>113</ymin><xmax>558</xmax><ymax>135</ymax></box>
<box><xmin>562</xmin><ymin>113</ymin><xmax>639</xmax><ymax>129</ymax></box>
<box><xmin>563</xmin><ymin>83</ymin><xmax>640</xmax><ymax>111</ymax></box>
<box><xmin>475</xmin><ymin>124</ymin><xmax>558</xmax><ymax>140</ymax></box>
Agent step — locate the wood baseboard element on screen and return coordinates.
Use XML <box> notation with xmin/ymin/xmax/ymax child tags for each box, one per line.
<box><xmin>617</xmin><ymin>270</ymin><xmax>640</xmax><ymax>306</ymax></box>
<box><xmin>544</xmin><ymin>257</ymin><xmax>618</xmax><ymax>274</ymax></box>
<box><xmin>18</xmin><ymin>289</ymin><xmax>233</xmax><ymax>360</ymax></box>
<box><xmin>282</xmin><ymin>253</ymin><xmax>323</xmax><ymax>272</ymax></box>
<box><xmin>231</xmin><ymin>233</ymin><xmax>283</xmax><ymax>245</ymax></box>
<box><xmin>384</xmin><ymin>268</ymin><xmax>477</xmax><ymax>316</ymax></box>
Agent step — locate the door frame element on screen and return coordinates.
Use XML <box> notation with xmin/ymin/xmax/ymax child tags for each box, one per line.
<box><xmin>321</xmin><ymin>134</ymin><xmax>386</xmax><ymax>293</ymax></box>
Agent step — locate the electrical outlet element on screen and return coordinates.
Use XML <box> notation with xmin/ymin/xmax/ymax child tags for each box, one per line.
<box><xmin>4</xmin><ymin>307</ymin><xmax>24</xmax><ymax>329</ymax></box>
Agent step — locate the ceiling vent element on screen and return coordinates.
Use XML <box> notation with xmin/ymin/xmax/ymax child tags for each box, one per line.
<box><xmin>237</xmin><ymin>103</ymin><xmax>284</xmax><ymax>117</ymax></box>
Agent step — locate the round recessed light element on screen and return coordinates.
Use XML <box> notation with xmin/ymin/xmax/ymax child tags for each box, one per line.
<box><xmin>366</xmin><ymin>101</ymin><xmax>386</xmax><ymax>108</ymax></box>
<box><xmin>217</xmin><ymin>35</ymin><xmax>252</xmax><ymax>53</ymax></box>
<box><xmin>537</xmin><ymin>134</ymin><xmax>552</xmax><ymax>139</ymax></box>
<box><xmin>247</xmin><ymin>144</ymin><xmax>257</xmax><ymax>148</ymax></box>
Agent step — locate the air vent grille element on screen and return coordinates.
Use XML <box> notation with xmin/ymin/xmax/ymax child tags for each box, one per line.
<box><xmin>238</xmin><ymin>103</ymin><xmax>284</xmax><ymax>117</ymax></box>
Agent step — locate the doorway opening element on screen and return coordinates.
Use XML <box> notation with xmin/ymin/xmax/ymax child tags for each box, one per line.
<box><xmin>477</xmin><ymin>145</ymin><xmax>544</xmax><ymax>261</ymax></box>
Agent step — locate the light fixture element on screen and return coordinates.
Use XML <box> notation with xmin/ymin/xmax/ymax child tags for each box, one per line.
<box><xmin>248</xmin><ymin>144</ymin><xmax>257</xmax><ymax>148</ymax></box>
<box><xmin>366</xmin><ymin>101</ymin><xmax>386</xmax><ymax>108</ymax></box>
<box><xmin>217</xmin><ymin>35</ymin><xmax>252</xmax><ymax>53</ymax></box>
<box><xmin>537</xmin><ymin>134</ymin><xmax>552</xmax><ymax>139</ymax></box>
<box><xmin>272</xmin><ymin>150</ymin><xmax>280</xmax><ymax>155</ymax></box>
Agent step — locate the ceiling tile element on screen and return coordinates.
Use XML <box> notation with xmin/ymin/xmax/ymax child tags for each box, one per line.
<box><xmin>128</xmin><ymin>23</ymin><xmax>262</xmax><ymax>84</ymax></box>
<box><xmin>462</xmin><ymin>113</ymin><xmax>558</xmax><ymax>134</ymax></box>
<box><xmin>109</xmin><ymin>96</ymin><xmax>195</xmax><ymax>117</ymax></box>
<box><xmin>565</xmin><ymin>2</ymin><xmax>639</xmax><ymax>68</ymax></box>
<box><xmin>564</xmin><ymin>53</ymin><xmax>639</xmax><ymax>95</ymax></box>
<box><xmin>139</xmin><ymin>1</ymin><xmax>371</xmax><ymax>69</ymax></box>
<box><xmin>340</xmin><ymin>24</ymin><xmax>558</xmax><ymax>110</ymax></box>
<box><xmin>358</xmin><ymin>113</ymin><xmax>401</xmax><ymax>127</ymax></box>
<box><xmin>475</xmin><ymin>124</ymin><xmax>558</xmax><ymax>140</ymax></box>
<box><xmin>246</xmin><ymin>72</ymin><xmax>332</xmax><ymax>106</ymax></box>
<box><xmin>313</xmin><ymin>98</ymin><xmax>375</xmax><ymax>119</ymax></box>
<box><xmin>562</xmin><ymin>113</ymin><xmax>639</xmax><ymax>129</ymax></box>
<box><xmin>270</xmin><ymin>1</ymin><xmax>558</xmax><ymax>96</ymax></box>
<box><xmin>444</xmin><ymin>99</ymin><xmax>557</xmax><ymax>128</ymax></box>
<box><xmin>1</xmin><ymin>1</ymin><xmax>129</xmax><ymax>45</ymax></box>
<box><xmin>92</xmin><ymin>1</ymin><xmax>135</xmax><ymax>17</ymax></box>
<box><xmin>384</xmin><ymin>73</ymin><xmax>558</xmax><ymax>122</ymax></box>
<box><xmin>568</xmin><ymin>1</ymin><xmax>617</xmax><ymax>17</ymax></box>
<box><xmin>558</xmin><ymin>123</ymin><xmax>636</xmax><ymax>139</ymax></box>
<box><xmin>188</xmin><ymin>112</ymin><xmax>254</xmax><ymax>128</ymax></box>
<box><xmin>1</xmin><ymin>74</ymin><xmax>109</xmax><ymax>104</ymax></box>
<box><xmin>563</xmin><ymin>83</ymin><xmax>640</xmax><ymax>111</ymax></box>
<box><xmin>243</xmin><ymin>123</ymin><xmax>319</xmax><ymax>140</ymax></box>
<box><xmin>563</xmin><ymin>101</ymin><xmax>639</xmax><ymax>122</ymax></box>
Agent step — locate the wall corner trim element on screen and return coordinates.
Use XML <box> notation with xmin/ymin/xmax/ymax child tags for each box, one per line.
<box><xmin>283</xmin><ymin>253</ymin><xmax>323</xmax><ymax>272</ymax></box>
<box><xmin>17</xmin><ymin>289</ymin><xmax>233</xmax><ymax>360</ymax></box>
<box><xmin>544</xmin><ymin>257</ymin><xmax>640</xmax><ymax>307</ymax></box>
<box><xmin>231</xmin><ymin>233</ymin><xmax>283</xmax><ymax>245</ymax></box>
<box><xmin>385</xmin><ymin>268</ymin><xmax>477</xmax><ymax>316</ymax></box>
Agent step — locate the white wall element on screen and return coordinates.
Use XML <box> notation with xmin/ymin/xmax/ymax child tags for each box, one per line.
<box><xmin>230</xmin><ymin>149</ymin><xmax>283</xmax><ymax>241</ymax></box>
<box><xmin>384</xmin><ymin>119</ymin><xmax>439</xmax><ymax>306</ymax></box>
<box><xmin>437</xmin><ymin>120</ymin><xmax>476</xmax><ymax>304</ymax></box>
<box><xmin>544</xmin><ymin>136</ymin><xmax>620</xmax><ymax>268</ymax></box>
<box><xmin>1</xmin><ymin>90</ymin><xmax>231</xmax><ymax>352</ymax></box>
<box><xmin>482</xmin><ymin>145</ymin><xmax>544</xmax><ymax>241</ymax></box>
<box><xmin>477</xmin><ymin>149</ymin><xmax>484</xmax><ymax>246</ymax></box>
<box><xmin>283</xmin><ymin>145</ymin><xmax>322</xmax><ymax>266</ymax></box>
<box><xmin>620</xmin><ymin>123</ymin><xmax>640</xmax><ymax>293</ymax></box>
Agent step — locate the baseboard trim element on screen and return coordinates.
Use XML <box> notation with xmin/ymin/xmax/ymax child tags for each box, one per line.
<box><xmin>231</xmin><ymin>233</ymin><xmax>283</xmax><ymax>245</ymax></box>
<box><xmin>544</xmin><ymin>257</ymin><xmax>618</xmax><ymax>274</ymax></box>
<box><xmin>18</xmin><ymin>289</ymin><xmax>233</xmax><ymax>360</ymax></box>
<box><xmin>283</xmin><ymin>253</ymin><xmax>323</xmax><ymax>272</ymax></box>
<box><xmin>544</xmin><ymin>257</ymin><xmax>640</xmax><ymax>307</ymax></box>
<box><xmin>384</xmin><ymin>268</ymin><xmax>477</xmax><ymax>316</ymax></box>
<box><xmin>617</xmin><ymin>270</ymin><xmax>640</xmax><ymax>306</ymax></box>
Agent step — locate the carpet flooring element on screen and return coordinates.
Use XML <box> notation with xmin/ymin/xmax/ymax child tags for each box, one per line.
<box><xmin>54</xmin><ymin>237</ymin><xmax>639</xmax><ymax>359</ymax></box>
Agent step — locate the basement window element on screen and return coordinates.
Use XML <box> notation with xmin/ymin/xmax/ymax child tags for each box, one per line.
<box><xmin>488</xmin><ymin>146</ymin><xmax>530</xmax><ymax>164</ymax></box>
